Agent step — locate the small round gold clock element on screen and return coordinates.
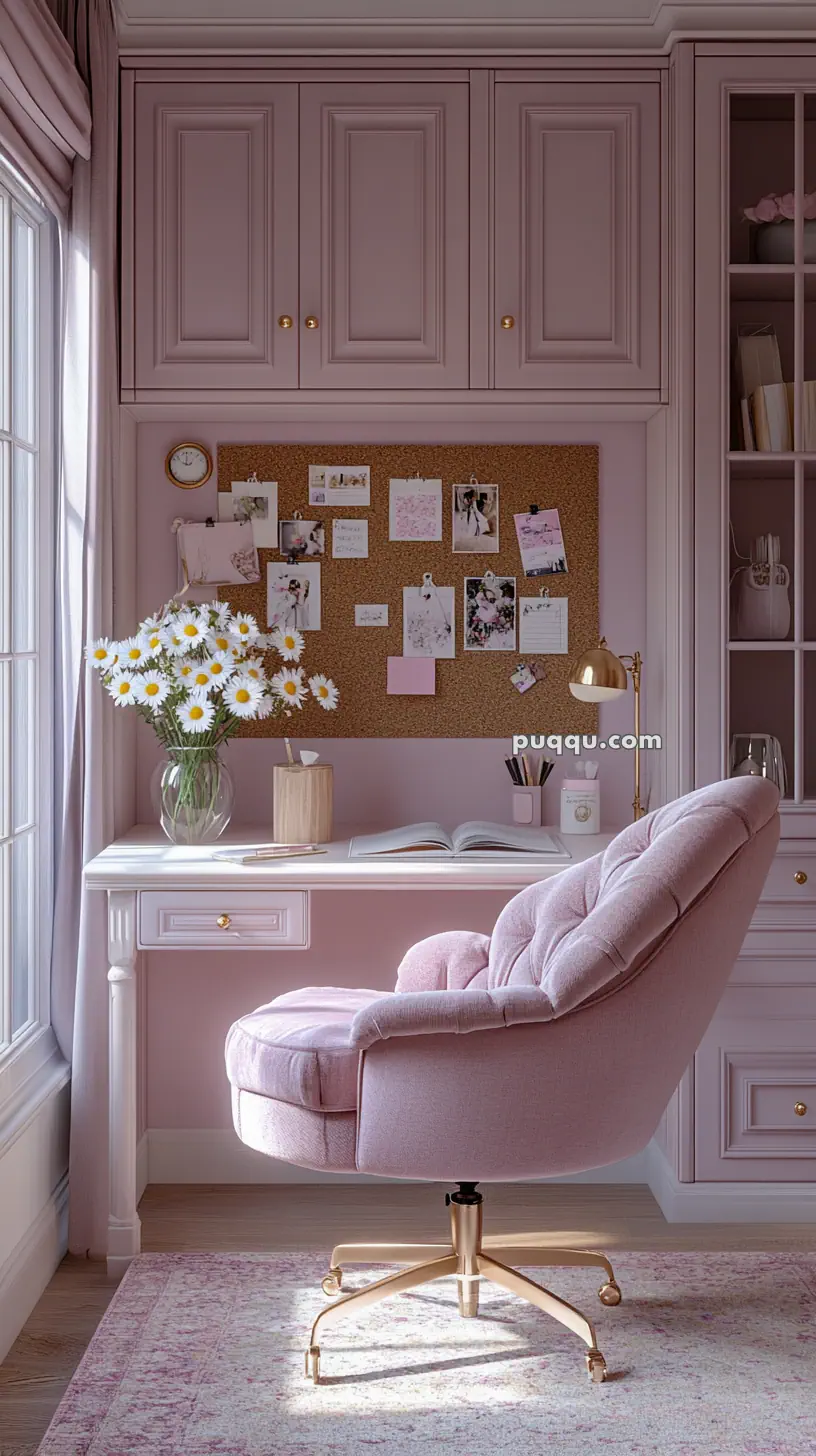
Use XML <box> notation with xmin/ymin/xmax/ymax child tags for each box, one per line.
<box><xmin>165</xmin><ymin>442</ymin><xmax>213</xmax><ymax>489</ymax></box>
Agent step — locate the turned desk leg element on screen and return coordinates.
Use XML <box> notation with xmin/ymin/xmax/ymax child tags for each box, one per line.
<box><xmin>107</xmin><ymin>890</ymin><xmax>141</xmax><ymax>1278</ymax></box>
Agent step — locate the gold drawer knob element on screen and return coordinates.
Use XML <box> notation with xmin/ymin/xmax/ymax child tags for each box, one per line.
<box><xmin>794</xmin><ymin>871</ymin><xmax>808</xmax><ymax>885</ymax></box>
<box><xmin>500</xmin><ymin>314</ymin><xmax>515</xmax><ymax>329</ymax></box>
<box><xmin>794</xmin><ymin>1102</ymin><xmax>807</xmax><ymax>1117</ymax></box>
<box><xmin>216</xmin><ymin>914</ymin><xmax>231</xmax><ymax>930</ymax></box>
<box><xmin>278</xmin><ymin>315</ymin><xmax>293</xmax><ymax>329</ymax></box>
<box><xmin>304</xmin><ymin>316</ymin><xmax>319</xmax><ymax>329</ymax></box>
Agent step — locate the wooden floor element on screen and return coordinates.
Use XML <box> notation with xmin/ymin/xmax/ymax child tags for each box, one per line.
<box><xmin>2</xmin><ymin>1181</ymin><xmax>816</xmax><ymax>1455</ymax></box>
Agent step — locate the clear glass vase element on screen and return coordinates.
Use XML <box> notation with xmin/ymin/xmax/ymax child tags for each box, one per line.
<box><xmin>151</xmin><ymin>748</ymin><xmax>234</xmax><ymax>844</ymax></box>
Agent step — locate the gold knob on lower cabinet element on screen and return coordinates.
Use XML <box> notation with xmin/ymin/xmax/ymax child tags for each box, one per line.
<box><xmin>278</xmin><ymin>315</ymin><xmax>293</xmax><ymax>329</ymax></box>
<box><xmin>304</xmin><ymin>316</ymin><xmax>320</xmax><ymax>329</ymax></box>
<box><xmin>794</xmin><ymin>1102</ymin><xmax>807</xmax><ymax>1117</ymax></box>
<box><xmin>216</xmin><ymin>914</ymin><xmax>231</xmax><ymax>930</ymax></box>
<box><xmin>500</xmin><ymin>315</ymin><xmax>515</xmax><ymax>329</ymax></box>
<box><xmin>794</xmin><ymin>871</ymin><xmax>808</xmax><ymax>885</ymax></box>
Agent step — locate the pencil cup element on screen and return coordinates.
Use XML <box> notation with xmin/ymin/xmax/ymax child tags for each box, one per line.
<box><xmin>273</xmin><ymin>764</ymin><xmax>333</xmax><ymax>844</ymax></box>
<box><xmin>511</xmin><ymin>786</ymin><xmax>542</xmax><ymax>827</ymax></box>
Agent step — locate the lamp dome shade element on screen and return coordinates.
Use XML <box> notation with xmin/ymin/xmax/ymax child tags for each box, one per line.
<box><xmin>568</xmin><ymin>640</ymin><xmax>627</xmax><ymax>703</ymax></box>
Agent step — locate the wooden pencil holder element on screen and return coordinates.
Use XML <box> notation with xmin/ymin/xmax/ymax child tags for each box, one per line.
<box><xmin>273</xmin><ymin>764</ymin><xmax>333</xmax><ymax>844</ymax></box>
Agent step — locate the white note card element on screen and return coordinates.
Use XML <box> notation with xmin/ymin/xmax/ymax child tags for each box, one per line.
<box><xmin>355</xmin><ymin>604</ymin><xmax>389</xmax><ymax>626</ymax></box>
<box><xmin>519</xmin><ymin>597</ymin><xmax>569</xmax><ymax>654</ymax></box>
<box><xmin>333</xmin><ymin>519</ymin><xmax>369</xmax><ymax>558</ymax></box>
<box><xmin>389</xmin><ymin>479</ymin><xmax>443</xmax><ymax>541</ymax></box>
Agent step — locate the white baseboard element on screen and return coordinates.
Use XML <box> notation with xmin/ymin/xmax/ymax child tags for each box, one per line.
<box><xmin>143</xmin><ymin>1128</ymin><xmax>651</xmax><ymax>1186</ymax></box>
<box><xmin>647</xmin><ymin>1142</ymin><xmax>816</xmax><ymax>1222</ymax></box>
<box><xmin>0</xmin><ymin>1172</ymin><xmax>68</xmax><ymax>1365</ymax></box>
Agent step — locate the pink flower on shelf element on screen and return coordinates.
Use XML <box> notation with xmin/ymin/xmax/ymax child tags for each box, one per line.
<box><xmin>777</xmin><ymin>192</ymin><xmax>796</xmax><ymax>219</ymax></box>
<box><xmin>743</xmin><ymin>193</ymin><xmax>781</xmax><ymax>223</ymax></box>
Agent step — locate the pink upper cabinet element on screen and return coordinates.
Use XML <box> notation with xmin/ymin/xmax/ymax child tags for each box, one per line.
<box><xmin>298</xmin><ymin>83</ymin><xmax>470</xmax><ymax>389</ymax></box>
<box><xmin>494</xmin><ymin>82</ymin><xmax>661</xmax><ymax>391</ymax></box>
<box><xmin>133</xmin><ymin>82</ymin><xmax>299</xmax><ymax>391</ymax></box>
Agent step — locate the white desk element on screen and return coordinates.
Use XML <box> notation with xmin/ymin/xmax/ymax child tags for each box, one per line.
<box><xmin>84</xmin><ymin>825</ymin><xmax>613</xmax><ymax>1275</ymax></box>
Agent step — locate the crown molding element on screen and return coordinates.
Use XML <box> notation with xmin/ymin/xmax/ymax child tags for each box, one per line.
<box><xmin>115</xmin><ymin>2</ymin><xmax>816</xmax><ymax>55</ymax></box>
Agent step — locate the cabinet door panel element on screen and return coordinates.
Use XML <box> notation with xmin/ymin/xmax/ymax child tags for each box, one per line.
<box><xmin>299</xmin><ymin>83</ymin><xmax>470</xmax><ymax>388</ymax></box>
<box><xmin>134</xmin><ymin>82</ymin><xmax>298</xmax><ymax>390</ymax></box>
<box><xmin>494</xmin><ymin>83</ymin><xmax>661</xmax><ymax>390</ymax></box>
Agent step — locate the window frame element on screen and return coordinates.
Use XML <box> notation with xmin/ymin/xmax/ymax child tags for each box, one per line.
<box><xmin>0</xmin><ymin>156</ymin><xmax>59</xmax><ymax>1116</ymax></box>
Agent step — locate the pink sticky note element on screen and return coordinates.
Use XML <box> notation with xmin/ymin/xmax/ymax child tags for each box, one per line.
<box><xmin>386</xmin><ymin>656</ymin><xmax>436</xmax><ymax>695</ymax></box>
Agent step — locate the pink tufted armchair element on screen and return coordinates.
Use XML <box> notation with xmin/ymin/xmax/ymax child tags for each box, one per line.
<box><xmin>225</xmin><ymin>778</ymin><xmax>780</xmax><ymax>1385</ymax></box>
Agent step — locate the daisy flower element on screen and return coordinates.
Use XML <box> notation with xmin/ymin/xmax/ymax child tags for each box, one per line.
<box><xmin>208</xmin><ymin>601</ymin><xmax>232</xmax><ymax>626</ymax></box>
<box><xmin>175</xmin><ymin>607</ymin><xmax>210</xmax><ymax>648</ymax></box>
<box><xmin>242</xmin><ymin>661</ymin><xmax>267</xmax><ymax>686</ymax></box>
<box><xmin>188</xmin><ymin>661</ymin><xmax>215</xmax><ymax>692</ymax></box>
<box><xmin>271</xmin><ymin>626</ymin><xmax>304</xmax><ymax>662</ymax></box>
<box><xmin>165</xmin><ymin>624</ymin><xmax>190</xmax><ymax>656</ymax></box>
<box><xmin>230</xmin><ymin>611</ymin><xmax>259</xmax><ymax>644</ymax></box>
<box><xmin>255</xmin><ymin>694</ymin><xmax>278</xmax><ymax>720</ymax></box>
<box><xmin>117</xmin><ymin>634</ymin><xmax>157</xmax><ymax>667</ymax></box>
<box><xmin>202</xmin><ymin>653</ymin><xmax>234</xmax><ymax>685</ymax></box>
<box><xmin>86</xmin><ymin>637</ymin><xmax>118</xmax><ymax>671</ymax></box>
<box><xmin>142</xmin><ymin>624</ymin><xmax>166</xmax><ymax>656</ymax></box>
<box><xmin>210</xmin><ymin>628</ymin><xmax>232</xmax><ymax>654</ymax></box>
<box><xmin>174</xmin><ymin>660</ymin><xmax>197</xmax><ymax>685</ymax></box>
<box><xmin>133</xmin><ymin>670</ymin><xmax>171</xmax><ymax>713</ymax></box>
<box><xmin>106</xmin><ymin>671</ymin><xmax>139</xmax><ymax>706</ymax></box>
<box><xmin>270</xmin><ymin>667</ymin><xmax>308</xmax><ymax>709</ymax></box>
<box><xmin>309</xmin><ymin>674</ymin><xmax>339</xmax><ymax>711</ymax></box>
<box><xmin>223</xmin><ymin>675</ymin><xmax>264</xmax><ymax>718</ymax></box>
<box><xmin>176</xmin><ymin>692</ymin><xmax>215</xmax><ymax>734</ymax></box>
<box><xmin>227</xmin><ymin>644</ymin><xmax>248</xmax><ymax>665</ymax></box>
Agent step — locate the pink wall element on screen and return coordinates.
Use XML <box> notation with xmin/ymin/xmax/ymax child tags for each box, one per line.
<box><xmin>134</xmin><ymin>417</ymin><xmax>646</xmax><ymax>1135</ymax></box>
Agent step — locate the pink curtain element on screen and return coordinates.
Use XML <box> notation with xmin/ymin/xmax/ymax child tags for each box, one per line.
<box><xmin>48</xmin><ymin>0</ymin><xmax>119</xmax><ymax>1258</ymax></box>
<box><xmin>0</xmin><ymin>0</ymin><xmax>90</xmax><ymax>214</ymax></box>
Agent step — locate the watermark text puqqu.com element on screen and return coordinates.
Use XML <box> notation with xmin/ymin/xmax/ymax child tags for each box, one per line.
<box><xmin>512</xmin><ymin>733</ymin><xmax>662</xmax><ymax>756</ymax></box>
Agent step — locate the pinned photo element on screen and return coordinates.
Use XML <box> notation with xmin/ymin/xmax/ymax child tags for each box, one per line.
<box><xmin>510</xmin><ymin>661</ymin><xmax>546</xmax><ymax>695</ymax></box>
<box><xmin>309</xmin><ymin>464</ymin><xmax>371</xmax><ymax>507</ymax></box>
<box><xmin>514</xmin><ymin>508</ymin><xmax>567</xmax><ymax>576</ymax></box>
<box><xmin>403</xmin><ymin>581</ymin><xmax>455</xmax><ymax>659</ymax></box>
<box><xmin>267</xmin><ymin>564</ymin><xmax>322</xmax><ymax>632</ymax></box>
<box><xmin>452</xmin><ymin>484</ymin><xmax>499</xmax><ymax>554</ymax></box>
<box><xmin>279</xmin><ymin>520</ymin><xmax>325</xmax><ymax>560</ymax></box>
<box><xmin>217</xmin><ymin>480</ymin><xmax>278</xmax><ymax>549</ymax></box>
<box><xmin>464</xmin><ymin>575</ymin><xmax>517</xmax><ymax>652</ymax></box>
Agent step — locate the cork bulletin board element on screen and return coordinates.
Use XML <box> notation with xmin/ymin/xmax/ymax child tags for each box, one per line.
<box><xmin>216</xmin><ymin>444</ymin><xmax>599</xmax><ymax>739</ymax></box>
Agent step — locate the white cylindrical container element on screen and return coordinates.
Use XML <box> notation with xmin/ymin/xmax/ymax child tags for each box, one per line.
<box><xmin>560</xmin><ymin>778</ymin><xmax>600</xmax><ymax>835</ymax></box>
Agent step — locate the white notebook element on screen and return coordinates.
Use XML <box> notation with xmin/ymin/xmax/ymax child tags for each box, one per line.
<box><xmin>348</xmin><ymin>821</ymin><xmax>569</xmax><ymax>859</ymax></box>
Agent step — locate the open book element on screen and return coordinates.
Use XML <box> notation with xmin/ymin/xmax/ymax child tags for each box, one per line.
<box><xmin>349</xmin><ymin>822</ymin><xmax>569</xmax><ymax>859</ymax></box>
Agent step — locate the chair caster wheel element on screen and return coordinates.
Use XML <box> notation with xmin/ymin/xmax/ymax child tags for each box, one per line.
<box><xmin>586</xmin><ymin>1349</ymin><xmax>607</xmax><ymax>1384</ymax></box>
<box><xmin>598</xmin><ymin>1279</ymin><xmax>622</xmax><ymax>1306</ymax></box>
<box><xmin>321</xmin><ymin>1267</ymin><xmax>342</xmax><ymax>1296</ymax></box>
<box><xmin>305</xmin><ymin>1345</ymin><xmax>321</xmax><ymax>1384</ymax></box>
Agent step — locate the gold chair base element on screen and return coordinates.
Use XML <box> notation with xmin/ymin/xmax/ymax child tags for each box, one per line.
<box><xmin>305</xmin><ymin>1186</ymin><xmax>620</xmax><ymax>1385</ymax></box>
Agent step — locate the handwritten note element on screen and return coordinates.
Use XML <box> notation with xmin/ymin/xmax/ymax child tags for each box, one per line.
<box><xmin>333</xmin><ymin>519</ymin><xmax>369</xmax><ymax>558</ymax></box>
<box><xmin>355</xmin><ymin>604</ymin><xmax>389</xmax><ymax>626</ymax></box>
<box><xmin>389</xmin><ymin>478</ymin><xmax>443</xmax><ymax>541</ymax></box>
<box><xmin>519</xmin><ymin>597</ymin><xmax>569</xmax><ymax>654</ymax></box>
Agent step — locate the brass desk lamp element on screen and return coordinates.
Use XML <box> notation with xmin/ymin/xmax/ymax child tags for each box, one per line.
<box><xmin>568</xmin><ymin>638</ymin><xmax>645</xmax><ymax>821</ymax></box>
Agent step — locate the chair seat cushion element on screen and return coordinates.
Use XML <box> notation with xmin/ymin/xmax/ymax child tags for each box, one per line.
<box><xmin>224</xmin><ymin>986</ymin><xmax>388</xmax><ymax>1113</ymax></box>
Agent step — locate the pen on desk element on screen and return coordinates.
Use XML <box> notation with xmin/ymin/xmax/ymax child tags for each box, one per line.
<box><xmin>505</xmin><ymin>755</ymin><xmax>522</xmax><ymax>785</ymax></box>
<box><xmin>521</xmin><ymin>752</ymin><xmax>533</xmax><ymax>786</ymax></box>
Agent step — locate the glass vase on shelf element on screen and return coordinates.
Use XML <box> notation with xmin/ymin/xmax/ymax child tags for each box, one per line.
<box><xmin>151</xmin><ymin>746</ymin><xmax>235</xmax><ymax>845</ymax></box>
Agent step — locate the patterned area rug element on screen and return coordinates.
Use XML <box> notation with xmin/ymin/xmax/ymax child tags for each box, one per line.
<box><xmin>38</xmin><ymin>1251</ymin><xmax>816</xmax><ymax>1455</ymax></box>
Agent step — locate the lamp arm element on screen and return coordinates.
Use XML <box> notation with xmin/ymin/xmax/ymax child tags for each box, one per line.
<box><xmin>618</xmin><ymin>651</ymin><xmax>645</xmax><ymax>819</ymax></box>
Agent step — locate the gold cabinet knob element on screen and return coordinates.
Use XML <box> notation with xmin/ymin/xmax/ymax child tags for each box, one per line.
<box><xmin>216</xmin><ymin>914</ymin><xmax>231</xmax><ymax>930</ymax></box>
<box><xmin>794</xmin><ymin>1102</ymin><xmax>807</xmax><ymax>1117</ymax></box>
<box><xmin>304</xmin><ymin>316</ymin><xmax>320</xmax><ymax>329</ymax></box>
<box><xmin>278</xmin><ymin>315</ymin><xmax>293</xmax><ymax>329</ymax></box>
<box><xmin>794</xmin><ymin>871</ymin><xmax>808</xmax><ymax>885</ymax></box>
<box><xmin>500</xmin><ymin>315</ymin><xmax>515</xmax><ymax>329</ymax></box>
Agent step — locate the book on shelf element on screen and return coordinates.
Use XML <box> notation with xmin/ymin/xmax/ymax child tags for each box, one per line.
<box><xmin>735</xmin><ymin>325</ymin><xmax>783</xmax><ymax>400</ymax></box>
<box><xmin>348</xmin><ymin>821</ymin><xmax>570</xmax><ymax>859</ymax></box>
<box><xmin>740</xmin><ymin>397</ymin><xmax>755</xmax><ymax>450</ymax></box>
<box><xmin>751</xmin><ymin>382</ymin><xmax>792</xmax><ymax>452</ymax></box>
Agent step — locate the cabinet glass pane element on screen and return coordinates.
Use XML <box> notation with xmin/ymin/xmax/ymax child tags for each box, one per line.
<box><xmin>11</xmin><ymin>211</ymin><xmax>35</xmax><ymax>445</ymax></box>
<box><xmin>804</xmin><ymin>94</ymin><xmax>816</xmax><ymax>255</ymax></box>
<box><xmin>11</xmin><ymin>829</ymin><xmax>34</xmax><ymax>1036</ymax></box>
<box><xmin>729</xmin><ymin>650</ymin><xmax>794</xmax><ymax>798</ymax></box>
<box><xmin>730</xmin><ymin>95</ymin><xmax>794</xmax><ymax>266</ymax></box>
<box><xmin>730</xmin><ymin>280</ymin><xmax>793</xmax><ymax>451</ymax></box>
<box><xmin>11</xmin><ymin>657</ymin><xmax>34</xmax><ymax>832</ymax></box>
<box><xmin>803</xmin><ymin>274</ymin><xmax>816</xmax><ymax>451</ymax></box>
<box><xmin>804</xmin><ymin>466</ymin><xmax>816</xmax><ymax>640</ymax></box>
<box><xmin>804</xmin><ymin>653</ymin><xmax>816</xmax><ymax>798</ymax></box>
<box><xmin>729</xmin><ymin>470</ymin><xmax>794</xmax><ymax>642</ymax></box>
<box><xmin>11</xmin><ymin>445</ymin><xmax>34</xmax><ymax>653</ymax></box>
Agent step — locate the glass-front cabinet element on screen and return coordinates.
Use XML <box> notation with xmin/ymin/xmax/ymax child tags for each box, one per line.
<box><xmin>696</xmin><ymin>61</ymin><xmax>816</xmax><ymax>812</ymax></box>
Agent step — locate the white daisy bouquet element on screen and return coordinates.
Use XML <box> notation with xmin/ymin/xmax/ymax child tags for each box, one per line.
<box><xmin>87</xmin><ymin>600</ymin><xmax>338</xmax><ymax>839</ymax></box>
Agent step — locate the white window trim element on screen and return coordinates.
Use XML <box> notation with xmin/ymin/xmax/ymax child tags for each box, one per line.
<box><xmin>0</xmin><ymin>157</ymin><xmax>61</xmax><ymax>1120</ymax></box>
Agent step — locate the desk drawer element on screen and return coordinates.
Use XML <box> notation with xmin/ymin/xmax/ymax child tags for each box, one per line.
<box><xmin>761</xmin><ymin>853</ymin><xmax>816</xmax><ymax>902</ymax></box>
<box><xmin>138</xmin><ymin>891</ymin><xmax>309</xmax><ymax>949</ymax></box>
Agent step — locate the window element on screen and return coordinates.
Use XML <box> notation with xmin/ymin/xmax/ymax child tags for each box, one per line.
<box><xmin>0</xmin><ymin>157</ymin><xmax>56</xmax><ymax>1085</ymax></box>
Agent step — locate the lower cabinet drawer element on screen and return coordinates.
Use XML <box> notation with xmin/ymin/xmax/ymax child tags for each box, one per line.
<box><xmin>761</xmin><ymin>852</ymin><xmax>816</xmax><ymax>902</ymax></box>
<box><xmin>138</xmin><ymin>891</ymin><xmax>309</xmax><ymax>949</ymax></box>
<box><xmin>695</xmin><ymin>1003</ymin><xmax>816</xmax><ymax>1180</ymax></box>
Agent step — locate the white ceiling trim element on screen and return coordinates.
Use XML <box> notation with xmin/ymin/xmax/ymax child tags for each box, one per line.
<box><xmin>115</xmin><ymin>1</ymin><xmax>816</xmax><ymax>54</ymax></box>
